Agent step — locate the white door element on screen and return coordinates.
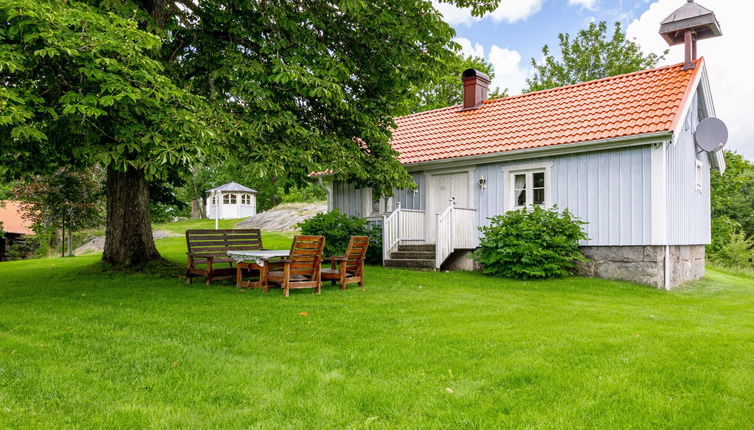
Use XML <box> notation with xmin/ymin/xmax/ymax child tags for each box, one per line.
<box><xmin>428</xmin><ymin>172</ymin><xmax>470</xmax><ymax>242</ymax></box>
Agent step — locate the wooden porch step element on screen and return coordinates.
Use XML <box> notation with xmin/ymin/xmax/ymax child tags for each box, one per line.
<box><xmin>384</xmin><ymin>258</ymin><xmax>435</xmax><ymax>269</ymax></box>
<box><xmin>389</xmin><ymin>251</ymin><xmax>435</xmax><ymax>260</ymax></box>
<box><xmin>397</xmin><ymin>244</ymin><xmax>436</xmax><ymax>252</ymax></box>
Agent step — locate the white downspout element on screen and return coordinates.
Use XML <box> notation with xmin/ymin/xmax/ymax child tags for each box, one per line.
<box><xmin>664</xmin><ymin>140</ymin><xmax>670</xmax><ymax>291</ymax></box>
<box><xmin>318</xmin><ymin>178</ymin><xmax>333</xmax><ymax>212</ymax></box>
<box><xmin>664</xmin><ymin>245</ymin><xmax>670</xmax><ymax>290</ymax></box>
<box><xmin>651</xmin><ymin>140</ymin><xmax>671</xmax><ymax>290</ymax></box>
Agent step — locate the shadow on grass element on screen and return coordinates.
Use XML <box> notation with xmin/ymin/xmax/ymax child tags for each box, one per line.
<box><xmin>80</xmin><ymin>257</ymin><xmax>186</xmax><ymax>280</ymax></box>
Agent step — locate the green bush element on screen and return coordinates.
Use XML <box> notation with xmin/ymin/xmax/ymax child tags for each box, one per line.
<box><xmin>473</xmin><ymin>206</ymin><xmax>588</xmax><ymax>280</ymax></box>
<box><xmin>710</xmin><ymin>230</ymin><xmax>754</xmax><ymax>269</ymax></box>
<box><xmin>708</xmin><ymin>216</ymin><xmax>754</xmax><ymax>269</ymax></box>
<box><xmin>298</xmin><ymin>210</ymin><xmax>382</xmax><ymax>265</ymax></box>
<box><xmin>709</xmin><ymin>215</ymin><xmax>740</xmax><ymax>256</ymax></box>
<box><xmin>281</xmin><ymin>184</ymin><xmax>328</xmax><ymax>204</ymax></box>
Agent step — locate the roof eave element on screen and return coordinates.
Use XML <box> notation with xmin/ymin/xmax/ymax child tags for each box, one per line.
<box><xmin>316</xmin><ymin>132</ymin><xmax>675</xmax><ymax>179</ymax></box>
<box><xmin>401</xmin><ymin>131</ymin><xmax>674</xmax><ymax>171</ymax></box>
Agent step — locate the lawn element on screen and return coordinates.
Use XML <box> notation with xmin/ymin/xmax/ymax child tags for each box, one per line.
<box><xmin>0</xmin><ymin>230</ymin><xmax>753</xmax><ymax>429</ymax></box>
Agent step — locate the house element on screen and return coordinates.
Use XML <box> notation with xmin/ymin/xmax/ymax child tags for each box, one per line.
<box><xmin>317</xmin><ymin>1</ymin><xmax>728</xmax><ymax>289</ymax></box>
<box><xmin>0</xmin><ymin>200</ymin><xmax>35</xmax><ymax>261</ymax></box>
<box><xmin>205</xmin><ymin>182</ymin><xmax>257</xmax><ymax>220</ymax></box>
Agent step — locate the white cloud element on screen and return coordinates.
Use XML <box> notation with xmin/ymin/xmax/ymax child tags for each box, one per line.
<box><xmin>489</xmin><ymin>0</ymin><xmax>544</xmax><ymax>23</ymax></box>
<box><xmin>568</xmin><ymin>0</ymin><xmax>598</xmax><ymax>10</ymax></box>
<box><xmin>449</xmin><ymin>37</ymin><xmax>531</xmax><ymax>95</ymax></box>
<box><xmin>488</xmin><ymin>46</ymin><xmax>530</xmax><ymax>95</ymax></box>
<box><xmin>627</xmin><ymin>0</ymin><xmax>754</xmax><ymax>160</ymax></box>
<box><xmin>432</xmin><ymin>1</ymin><xmax>477</xmax><ymax>26</ymax></box>
<box><xmin>432</xmin><ymin>0</ymin><xmax>543</xmax><ymax>26</ymax></box>
<box><xmin>454</xmin><ymin>37</ymin><xmax>485</xmax><ymax>58</ymax></box>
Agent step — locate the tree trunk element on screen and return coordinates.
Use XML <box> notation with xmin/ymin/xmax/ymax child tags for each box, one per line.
<box><xmin>192</xmin><ymin>185</ymin><xmax>206</xmax><ymax>219</ymax></box>
<box><xmin>190</xmin><ymin>166</ymin><xmax>206</xmax><ymax>219</ymax></box>
<box><xmin>102</xmin><ymin>167</ymin><xmax>160</xmax><ymax>266</ymax></box>
<box><xmin>67</xmin><ymin>229</ymin><xmax>73</xmax><ymax>257</ymax></box>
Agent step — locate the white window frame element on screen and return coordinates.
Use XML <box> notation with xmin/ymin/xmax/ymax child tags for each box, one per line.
<box><xmin>365</xmin><ymin>189</ymin><xmax>394</xmax><ymax>216</ymax></box>
<box><xmin>241</xmin><ymin>194</ymin><xmax>251</xmax><ymax>205</ymax></box>
<box><xmin>695</xmin><ymin>159</ymin><xmax>703</xmax><ymax>192</ymax></box>
<box><xmin>224</xmin><ymin>193</ymin><xmax>237</xmax><ymax>205</ymax></box>
<box><xmin>502</xmin><ymin>162</ymin><xmax>553</xmax><ymax>211</ymax></box>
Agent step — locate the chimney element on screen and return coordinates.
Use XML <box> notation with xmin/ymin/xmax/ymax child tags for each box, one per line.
<box><xmin>461</xmin><ymin>69</ymin><xmax>490</xmax><ymax>110</ymax></box>
<box><xmin>659</xmin><ymin>0</ymin><xmax>722</xmax><ymax>70</ymax></box>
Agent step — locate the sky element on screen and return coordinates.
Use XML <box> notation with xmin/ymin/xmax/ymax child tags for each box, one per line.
<box><xmin>434</xmin><ymin>0</ymin><xmax>754</xmax><ymax>160</ymax></box>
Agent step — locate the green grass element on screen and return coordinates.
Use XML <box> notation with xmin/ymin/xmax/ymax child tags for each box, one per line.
<box><xmin>153</xmin><ymin>218</ymin><xmax>245</xmax><ymax>234</ymax></box>
<box><xmin>1</xmin><ymin>232</ymin><xmax>753</xmax><ymax>429</ymax></box>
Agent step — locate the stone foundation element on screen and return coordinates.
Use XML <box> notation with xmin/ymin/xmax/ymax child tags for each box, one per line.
<box><xmin>578</xmin><ymin>245</ymin><xmax>705</xmax><ymax>289</ymax></box>
<box><xmin>667</xmin><ymin>245</ymin><xmax>706</xmax><ymax>287</ymax></box>
<box><xmin>439</xmin><ymin>245</ymin><xmax>705</xmax><ymax>289</ymax></box>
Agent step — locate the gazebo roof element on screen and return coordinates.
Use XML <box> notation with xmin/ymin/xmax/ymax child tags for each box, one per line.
<box><xmin>206</xmin><ymin>182</ymin><xmax>257</xmax><ymax>194</ymax></box>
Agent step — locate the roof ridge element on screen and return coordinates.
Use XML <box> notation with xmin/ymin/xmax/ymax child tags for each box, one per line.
<box><xmin>483</xmin><ymin>60</ymin><xmax>695</xmax><ymax>106</ymax></box>
<box><xmin>396</xmin><ymin>61</ymin><xmax>695</xmax><ymax>121</ymax></box>
<box><xmin>378</xmin><ymin>59</ymin><xmax>701</xmax><ymax>166</ymax></box>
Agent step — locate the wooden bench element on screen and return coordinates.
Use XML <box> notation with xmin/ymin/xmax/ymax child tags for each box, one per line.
<box><xmin>186</xmin><ymin>229</ymin><xmax>263</xmax><ymax>285</ymax></box>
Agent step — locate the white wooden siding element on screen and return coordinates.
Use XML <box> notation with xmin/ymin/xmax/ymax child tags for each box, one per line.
<box><xmin>332</xmin><ymin>182</ymin><xmax>366</xmax><ymax>217</ymax></box>
<box><xmin>474</xmin><ymin>147</ymin><xmax>653</xmax><ymax>246</ymax></box>
<box><xmin>331</xmin><ymin>109</ymin><xmax>716</xmax><ymax>248</ymax></box>
<box><xmin>666</xmin><ymin>94</ymin><xmax>712</xmax><ymax>245</ymax></box>
<box><xmin>394</xmin><ymin>173</ymin><xmax>425</xmax><ymax>210</ymax></box>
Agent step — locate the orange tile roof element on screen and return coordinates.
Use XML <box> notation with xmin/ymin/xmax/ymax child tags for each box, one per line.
<box><xmin>392</xmin><ymin>59</ymin><xmax>702</xmax><ymax>165</ymax></box>
<box><xmin>0</xmin><ymin>200</ymin><xmax>35</xmax><ymax>235</ymax></box>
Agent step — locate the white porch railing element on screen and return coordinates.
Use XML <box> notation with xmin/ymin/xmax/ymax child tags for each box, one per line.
<box><xmin>382</xmin><ymin>201</ymin><xmax>477</xmax><ymax>268</ymax></box>
<box><xmin>383</xmin><ymin>202</ymin><xmax>427</xmax><ymax>262</ymax></box>
<box><xmin>382</xmin><ymin>205</ymin><xmax>401</xmax><ymax>262</ymax></box>
<box><xmin>435</xmin><ymin>204</ymin><xmax>454</xmax><ymax>268</ymax></box>
<box><xmin>435</xmin><ymin>201</ymin><xmax>478</xmax><ymax>269</ymax></box>
<box><xmin>452</xmin><ymin>207</ymin><xmax>478</xmax><ymax>249</ymax></box>
<box><xmin>399</xmin><ymin>209</ymin><xmax>426</xmax><ymax>241</ymax></box>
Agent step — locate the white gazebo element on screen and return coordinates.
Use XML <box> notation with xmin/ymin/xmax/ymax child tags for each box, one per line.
<box><xmin>206</xmin><ymin>182</ymin><xmax>257</xmax><ymax>220</ymax></box>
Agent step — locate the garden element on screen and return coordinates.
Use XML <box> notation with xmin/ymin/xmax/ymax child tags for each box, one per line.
<box><xmin>1</xmin><ymin>223</ymin><xmax>753</xmax><ymax>428</ymax></box>
<box><xmin>2</xmin><ymin>1</ymin><xmax>754</xmax><ymax>428</ymax></box>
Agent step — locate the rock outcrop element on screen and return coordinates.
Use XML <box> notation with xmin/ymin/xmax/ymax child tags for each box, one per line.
<box><xmin>235</xmin><ymin>202</ymin><xmax>326</xmax><ymax>232</ymax></box>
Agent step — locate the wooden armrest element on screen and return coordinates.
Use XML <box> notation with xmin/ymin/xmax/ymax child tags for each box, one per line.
<box><xmin>323</xmin><ymin>256</ymin><xmax>346</xmax><ymax>262</ymax></box>
<box><xmin>266</xmin><ymin>259</ymin><xmax>292</xmax><ymax>264</ymax></box>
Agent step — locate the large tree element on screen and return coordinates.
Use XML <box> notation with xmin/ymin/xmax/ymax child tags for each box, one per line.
<box><xmin>524</xmin><ymin>21</ymin><xmax>666</xmax><ymax>93</ymax></box>
<box><xmin>1</xmin><ymin>1</ymin><xmax>218</xmax><ymax>265</ymax></box>
<box><xmin>0</xmin><ymin>0</ymin><xmax>499</xmax><ymax>267</ymax></box>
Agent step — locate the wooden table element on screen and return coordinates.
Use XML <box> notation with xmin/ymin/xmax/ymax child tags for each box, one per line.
<box><xmin>228</xmin><ymin>250</ymin><xmax>290</xmax><ymax>289</ymax></box>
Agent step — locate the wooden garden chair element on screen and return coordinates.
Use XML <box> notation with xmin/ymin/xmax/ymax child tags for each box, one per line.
<box><xmin>262</xmin><ymin>235</ymin><xmax>325</xmax><ymax>297</ymax></box>
<box><xmin>321</xmin><ymin>236</ymin><xmax>369</xmax><ymax>290</ymax></box>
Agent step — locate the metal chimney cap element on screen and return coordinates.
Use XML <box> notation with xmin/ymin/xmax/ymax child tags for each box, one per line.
<box><xmin>659</xmin><ymin>0</ymin><xmax>721</xmax><ymax>46</ymax></box>
<box><xmin>461</xmin><ymin>68</ymin><xmax>490</xmax><ymax>83</ymax></box>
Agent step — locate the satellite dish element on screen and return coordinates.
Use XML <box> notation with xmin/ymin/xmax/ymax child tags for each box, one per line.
<box><xmin>695</xmin><ymin>117</ymin><xmax>728</xmax><ymax>152</ymax></box>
